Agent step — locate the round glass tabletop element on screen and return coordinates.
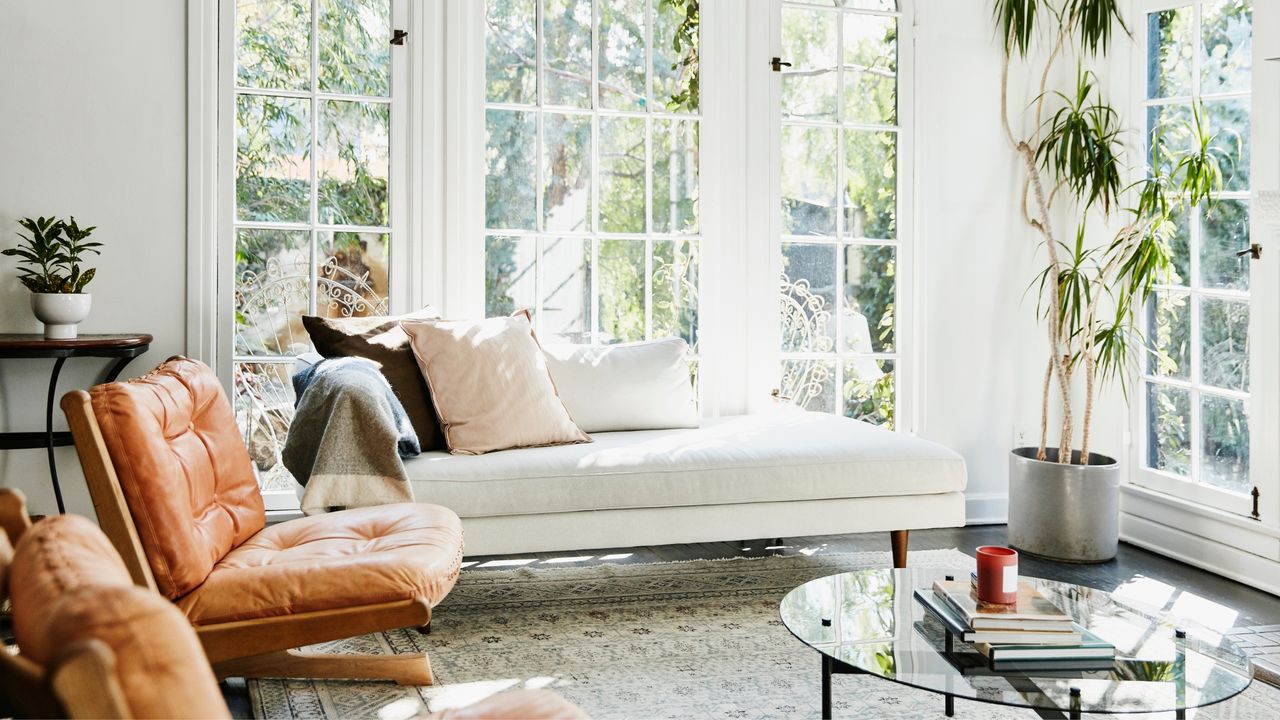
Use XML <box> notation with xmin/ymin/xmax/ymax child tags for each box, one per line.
<box><xmin>779</xmin><ymin>568</ymin><xmax>1253</xmax><ymax>716</ymax></box>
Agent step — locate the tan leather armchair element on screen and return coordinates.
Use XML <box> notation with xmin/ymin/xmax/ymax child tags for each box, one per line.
<box><xmin>0</xmin><ymin>489</ymin><xmax>587</xmax><ymax>720</ymax></box>
<box><xmin>59</xmin><ymin>357</ymin><xmax>465</xmax><ymax>684</ymax></box>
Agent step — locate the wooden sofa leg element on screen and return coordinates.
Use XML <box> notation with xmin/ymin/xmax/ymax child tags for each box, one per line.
<box><xmin>890</xmin><ymin>530</ymin><xmax>908</xmax><ymax>569</ymax></box>
<box><xmin>213</xmin><ymin>648</ymin><xmax>435</xmax><ymax>686</ymax></box>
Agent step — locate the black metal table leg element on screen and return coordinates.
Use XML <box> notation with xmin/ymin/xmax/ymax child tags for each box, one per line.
<box><xmin>102</xmin><ymin>355</ymin><xmax>137</xmax><ymax>383</ymax></box>
<box><xmin>945</xmin><ymin>694</ymin><xmax>954</xmax><ymax>717</ymax></box>
<box><xmin>44</xmin><ymin>357</ymin><xmax>67</xmax><ymax>514</ymax></box>
<box><xmin>822</xmin><ymin>654</ymin><xmax>833</xmax><ymax>719</ymax></box>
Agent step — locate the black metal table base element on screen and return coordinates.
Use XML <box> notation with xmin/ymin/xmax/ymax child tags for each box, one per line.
<box><xmin>821</xmin><ymin>652</ymin><xmax>1090</xmax><ymax>719</ymax></box>
<box><xmin>0</xmin><ymin>349</ymin><xmax>145</xmax><ymax>514</ymax></box>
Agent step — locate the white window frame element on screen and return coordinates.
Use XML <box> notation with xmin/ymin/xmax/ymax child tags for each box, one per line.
<box><xmin>186</xmin><ymin>0</ymin><xmax>918</xmax><ymax>515</ymax></box>
<box><xmin>1128</xmin><ymin>0</ymin><xmax>1265</xmax><ymax>519</ymax></box>
<box><xmin>767</xmin><ymin>0</ymin><xmax>917</xmax><ymax>433</ymax></box>
<box><xmin>211</xmin><ymin>0</ymin><xmax>412</xmax><ymax>509</ymax></box>
<box><xmin>478</xmin><ymin>0</ymin><xmax>704</xmax><ymax>354</ymax></box>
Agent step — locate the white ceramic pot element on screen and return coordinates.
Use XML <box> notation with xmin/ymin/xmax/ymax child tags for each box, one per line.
<box><xmin>31</xmin><ymin>293</ymin><xmax>92</xmax><ymax>340</ymax></box>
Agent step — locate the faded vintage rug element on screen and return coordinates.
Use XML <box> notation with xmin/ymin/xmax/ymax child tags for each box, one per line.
<box><xmin>249</xmin><ymin>549</ymin><xmax>1280</xmax><ymax>719</ymax></box>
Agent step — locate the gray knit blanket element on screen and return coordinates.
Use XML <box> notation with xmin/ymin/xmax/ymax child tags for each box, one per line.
<box><xmin>283</xmin><ymin>357</ymin><xmax>420</xmax><ymax>515</ymax></box>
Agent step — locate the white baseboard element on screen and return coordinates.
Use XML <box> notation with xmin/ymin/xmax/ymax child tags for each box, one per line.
<box><xmin>1121</xmin><ymin>513</ymin><xmax>1280</xmax><ymax>597</ymax></box>
<box><xmin>965</xmin><ymin>492</ymin><xmax>1008</xmax><ymax>526</ymax></box>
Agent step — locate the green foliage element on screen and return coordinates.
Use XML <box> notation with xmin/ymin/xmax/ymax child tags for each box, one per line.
<box><xmin>1062</xmin><ymin>0</ymin><xmax>1127</xmax><ymax>55</ymax></box>
<box><xmin>1001</xmin><ymin>0</ymin><xmax>1233</xmax><ymax>463</ymax></box>
<box><xmin>1037</xmin><ymin>67</ymin><xmax>1122</xmax><ymax>213</ymax></box>
<box><xmin>996</xmin><ymin>0</ymin><xmax>1126</xmax><ymax>57</ymax></box>
<box><xmin>2</xmin><ymin>216</ymin><xmax>102</xmax><ymax>294</ymax></box>
<box><xmin>660</xmin><ymin>0</ymin><xmax>699</xmax><ymax>112</ymax></box>
<box><xmin>993</xmin><ymin>0</ymin><xmax>1039</xmax><ymax>56</ymax></box>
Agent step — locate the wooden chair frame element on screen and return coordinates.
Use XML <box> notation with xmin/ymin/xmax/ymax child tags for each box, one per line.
<box><xmin>60</xmin><ymin>390</ymin><xmax>436</xmax><ymax>685</ymax></box>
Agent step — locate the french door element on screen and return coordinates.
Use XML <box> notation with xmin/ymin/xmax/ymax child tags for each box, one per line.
<box><xmin>1132</xmin><ymin>0</ymin><xmax>1271</xmax><ymax>520</ymax></box>
<box><xmin>220</xmin><ymin>0</ymin><xmax>409</xmax><ymax>505</ymax></box>
<box><xmin>774</xmin><ymin>0</ymin><xmax>913</xmax><ymax>431</ymax></box>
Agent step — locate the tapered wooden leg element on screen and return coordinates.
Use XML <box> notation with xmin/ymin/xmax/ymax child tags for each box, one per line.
<box><xmin>213</xmin><ymin>648</ymin><xmax>434</xmax><ymax>686</ymax></box>
<box><xmin>890</xmin><ymin>530</ymin><xmax>908</xmax><ymax>569</ymax></box>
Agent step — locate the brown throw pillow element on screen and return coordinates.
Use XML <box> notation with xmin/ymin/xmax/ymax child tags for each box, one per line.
<box><xmin>302</xmin><ymin>308</ymin><xmax>444</xmax><ymax>450</ymax></box>
<box><xmin>400</xmin><ymin>314</ymin><xmax>591</xmax><ymax>455</ymax></box>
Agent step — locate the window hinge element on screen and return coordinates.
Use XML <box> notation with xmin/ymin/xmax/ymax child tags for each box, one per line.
<box><xmin>771</xmin><ymin>57</ymin><xmax>792</xmax><ymax>72</ymax></box>
<box><xmin>1251</xmin><ymin>487</ymin><xmax>1261</xmax><ymax>520</ymax></box>
<box><xmin>391</xmin><ymin>29</ymin><xmax>409</xmax><ymax>46</ymax></box>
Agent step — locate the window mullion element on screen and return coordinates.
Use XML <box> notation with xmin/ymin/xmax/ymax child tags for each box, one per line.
<box><xmin>308</xmin><ymin>0</ymin><xmax>321</xmax><ymax>316</ymax></box>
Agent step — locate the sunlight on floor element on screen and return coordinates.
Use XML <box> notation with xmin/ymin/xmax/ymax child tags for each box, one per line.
<box><xmin>1109</xmin><ymin>574</ymin><xmax>1238</xmax><ymax>644</ymax></box>
<box><xmin>477</xmin><ymin>558</ymin><xmax>539</xmax><ymax>568</ymax></box>
<box><xmin>415</xmin><ymin>678</ymin><xmax>574</xmax><ymax>716</ymax></box>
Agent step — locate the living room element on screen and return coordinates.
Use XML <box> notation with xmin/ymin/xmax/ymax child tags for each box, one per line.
<box><xmin>0</xmin><ymin>0</ymin><xmax>1277</xmax><ymax>718</ymax></box>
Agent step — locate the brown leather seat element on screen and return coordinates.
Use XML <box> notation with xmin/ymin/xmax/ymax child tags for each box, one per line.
<box><xmin>180</xmin><ymin>503</ymin><xmax>464</xmax><ymax>625</ymax></box>
<box><xmin>3</xmin><ymin>504</ymin><xmax>229</xmax><ymax>719</ymax></box>
<box><xmin>61</xmin><ymin>356</ymin><xmax>464</xmax><ymax>684</ymax></box>
<box><xmin>0</xmin><ymin>490</ymin><xmax>588</xmax><ymax>720</ymax></box>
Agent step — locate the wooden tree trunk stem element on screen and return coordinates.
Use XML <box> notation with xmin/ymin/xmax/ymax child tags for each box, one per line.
<box><xmin>1019</xmin><ymin>148</ymin><xmax>1074</xmax><ymax>464</ymax></box>
<box><xmin>1037</xmin><ymin>357</ymin><xmax>1053</xmax><ymax>461</ymax></box>
<box><xmin>1081</xmin><ymin>354</ymin><xmax>1096</xmax><ymax>466</ymax></box>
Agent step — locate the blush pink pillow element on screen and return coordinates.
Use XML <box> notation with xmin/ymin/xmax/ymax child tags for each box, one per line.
<box><xmin>400</xmin><ymin>314</ymin><xmax>590</xmax><ymax>454</ymax></box>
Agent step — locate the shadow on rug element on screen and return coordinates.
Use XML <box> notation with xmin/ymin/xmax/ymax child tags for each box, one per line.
<box><xmin>249</xmin><ymin>549</ymin><xmax>1279</xmax><ymax>719</ymax></box>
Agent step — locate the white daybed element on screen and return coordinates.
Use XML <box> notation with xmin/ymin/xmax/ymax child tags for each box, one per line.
<box><xmin>402</xmin><ymin>411</ymin><xmax>966</xmax><ymax>558</ymax></box>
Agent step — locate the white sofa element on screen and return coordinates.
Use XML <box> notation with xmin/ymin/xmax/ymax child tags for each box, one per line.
<box><xmin>402</xmin><ymin>410</ymin><xmax>966</xmax><ymax>558</ymax></box>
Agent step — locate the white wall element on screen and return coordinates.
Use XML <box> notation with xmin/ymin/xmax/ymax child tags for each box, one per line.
<box><xmin>0</xmin><ymin>0</ymin><xmax>188</xmax><ymax>516</ymax></box>
<box><xmin>914</xmin><ymin>0</ymin><xmax>1065</xmax><ymax>524</ymax></box>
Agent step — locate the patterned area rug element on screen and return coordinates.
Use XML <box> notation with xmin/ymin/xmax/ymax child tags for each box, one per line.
<box><xmin>249</xmin><ymin>549</ymin><xmax>1280</xmax><ymax>719</ymax></box>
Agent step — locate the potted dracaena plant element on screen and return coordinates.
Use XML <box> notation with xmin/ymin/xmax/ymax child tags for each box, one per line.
<box><xmin>2</xmin><ymin>216</ymin><xmax>102</xmax><ymax>339</ymax></box>
<box><xmin>995</xmin><ymin>0</ymin><xmax>1227</xmax><ymax>562</ymax></box>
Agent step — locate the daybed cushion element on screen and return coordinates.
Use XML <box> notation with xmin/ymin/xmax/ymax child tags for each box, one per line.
<box><xmin>404</xmin><ymin>411</ymin><xmax>966</xmax><ymax>518</ymax></box>
<box><xmin>542</xmin><ymin>337</ymin><xmax>699</xmax><ymax>433</ymax></box>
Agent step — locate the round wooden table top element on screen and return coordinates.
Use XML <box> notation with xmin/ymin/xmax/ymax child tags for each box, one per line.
<box><xmin>0</xmin><ymin>333</ymin><xmax>153</xmax><ymax>351</ymax></box>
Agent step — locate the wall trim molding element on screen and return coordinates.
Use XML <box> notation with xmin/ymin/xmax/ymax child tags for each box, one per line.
<box><xmin>1122</xmin><ymin>513</ymin><xmax>1280</xmax><ymax>597</ymax></box>
<box><xmin>185</xmin><ymin>0</ymin><xmax>218</xmax><ymax>366</ymax></box>
<box><xmin>965</xmin><ymin>492</ymin><xmax>1008</xmax><ymax>526</ymax></box>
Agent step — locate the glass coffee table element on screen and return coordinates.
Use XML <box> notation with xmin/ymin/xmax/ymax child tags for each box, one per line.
<box><xmin>780</xmin><ymin>568</ymin><xmax>1253</xmax><ymax>719</ymax></box>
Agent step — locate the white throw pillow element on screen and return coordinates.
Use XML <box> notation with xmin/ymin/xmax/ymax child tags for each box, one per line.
<box><xmin>541</xmin><ymin>337</ymin><xmax>699</xmax><ymax>433</ymax></box>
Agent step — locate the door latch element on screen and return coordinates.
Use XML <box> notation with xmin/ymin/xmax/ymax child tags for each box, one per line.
<box><xmin>390</xmin><ymin>29</ymin><xmax>409</xmax><ymax>46</ymax></box>
<box><xmin>1235</xmin><ymin>243</ymin><xmax>1262</xmax><ymax>260</ymax></box>
<box><xmin>771</xmin><ymin>57</ymin><xmax>792</xmax><ymax>72</ymax></box>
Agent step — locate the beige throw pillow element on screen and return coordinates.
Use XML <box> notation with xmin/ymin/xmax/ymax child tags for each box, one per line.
<box><xmin>400</xmin><ymin>315</ymin><xmax>590</xmax><ymax>455</ymax></box>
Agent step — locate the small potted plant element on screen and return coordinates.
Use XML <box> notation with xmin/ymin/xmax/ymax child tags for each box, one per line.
<box><xmin>2</xmin><ymin>216</ymin><xmax>102</xmax><ymax>339</ymax></box>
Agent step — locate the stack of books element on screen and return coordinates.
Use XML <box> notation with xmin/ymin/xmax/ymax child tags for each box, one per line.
<box><xmin>914</xmin><ymin>575</ymin><xmax>1115</xmax><ymax>671</ymax></box>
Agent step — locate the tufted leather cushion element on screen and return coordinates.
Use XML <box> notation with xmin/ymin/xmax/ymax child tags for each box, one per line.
<box><xmin>9</xmin><ymin>515</ymin><xmax>229</xmax><ymax>719</ymax></box>
<box><xmin>178</xmin><ymin>503</ymin><xmax>464</xmax><ymax>625</ymax></box>
<box><xmin>90</xmin><ymin>357</ymin><xmax>265</xmax><ymax>599</ymax></box>
<box><xmin>10</xmin><ymin>514</ymin><xmax>133</xmax><ymax>662</ymax></box>
<box><xmin>426</xmin><ymin>690</ymin><xmax>589</xmax><ymax>719</ymax></box>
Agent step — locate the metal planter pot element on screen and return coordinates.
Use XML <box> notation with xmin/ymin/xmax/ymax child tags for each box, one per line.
<box><xmin>1008</xmin><ymin>447</ymin><xmax>1120</xmax><ymax>563</ymax></box>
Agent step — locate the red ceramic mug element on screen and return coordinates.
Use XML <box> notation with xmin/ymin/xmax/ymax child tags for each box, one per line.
<box><xmin>975</xmin><ymin>546</ymin><xmax>1019</xmax><ymax>605</ymax></box>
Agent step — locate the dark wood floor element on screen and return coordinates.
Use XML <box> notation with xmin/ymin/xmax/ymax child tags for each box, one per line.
<box><xmin>221</xmin><ymin>526</ymin><xmax>1280</xmax><ymax>717</ymax></box>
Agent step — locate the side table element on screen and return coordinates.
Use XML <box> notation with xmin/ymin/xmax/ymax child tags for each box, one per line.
<box><xmin>0</xmin><ymin>333</ymin><xmax>153</xmax><ymax>513</ymax></box>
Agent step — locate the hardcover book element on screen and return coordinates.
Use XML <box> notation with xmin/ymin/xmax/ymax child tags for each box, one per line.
<box><xmin>914</xmin><ymin>590</ymin><xmax>1082</xmax><ymax>644</ymax></box>
<box><xmin>975</xmin><ymin>624</ymin><xmax>1116</xmax><ymax>662</ymax></box>
<box><xmin>933</xmin><ymin>579</ymin><xmax>1073</xmax><ymax>630</ymax></box>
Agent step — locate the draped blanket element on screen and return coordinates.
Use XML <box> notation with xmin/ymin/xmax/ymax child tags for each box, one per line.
<box><xmin>283</xmin><ymin>357</ymin><xmax>420</xmax><ymax>515</ymax></box>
